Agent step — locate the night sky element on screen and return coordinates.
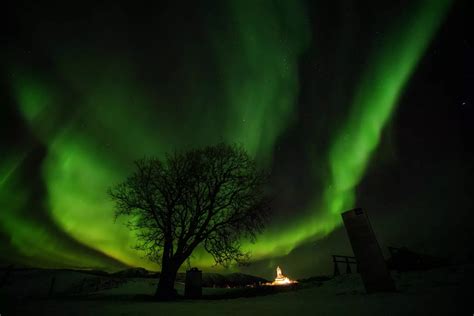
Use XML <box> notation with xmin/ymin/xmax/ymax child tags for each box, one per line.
<box><xmin>1</xmin><ymin>0</ymin><xmax>472</xmax><ymax>279</ymax></box>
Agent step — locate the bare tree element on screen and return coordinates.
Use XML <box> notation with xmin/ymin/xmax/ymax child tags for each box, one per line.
<box><xmin>109</xmin><ymin>143</ymin><xmax>270</xmax><ymax>299</ymax></box>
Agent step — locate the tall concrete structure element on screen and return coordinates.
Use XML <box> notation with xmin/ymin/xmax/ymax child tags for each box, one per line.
<box><xmin>342</xmin><ymin>208</ymin><xmax>396</xmax><ymax>293</ymax></box>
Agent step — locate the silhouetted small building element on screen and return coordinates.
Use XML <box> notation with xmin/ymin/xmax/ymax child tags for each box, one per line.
<box><xmin>387</xmin><ymin>247</ymin><xmax>448</xmax><ymax>271</ymax></box>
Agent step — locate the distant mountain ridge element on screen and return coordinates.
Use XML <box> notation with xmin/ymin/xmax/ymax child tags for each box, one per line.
<box><xmin>0</xmin><ymin>266</ymin><xmax>268</xmax><ymax>288</ymax></box>
<box><xmin>110</xmin><ymin>267</ymin><xmax>268</xmax><ymax>287</ymax></box>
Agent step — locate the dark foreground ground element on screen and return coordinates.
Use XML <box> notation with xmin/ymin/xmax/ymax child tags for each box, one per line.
<box><xmin>1</xmin><ymin>264</ymin><xmax>473</xmax><ymax>316</ymax></box>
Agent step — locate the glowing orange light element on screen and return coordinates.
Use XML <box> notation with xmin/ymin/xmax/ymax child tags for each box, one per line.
<box><xmin>271</xmin><ymin>266</ymin><xmax>297</xmax><ymax>285</ymax></box>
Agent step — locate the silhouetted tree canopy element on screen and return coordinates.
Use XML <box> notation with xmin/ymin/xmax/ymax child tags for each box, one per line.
<box><xmin>109</xmin><ymin>143</ymin><xmax>270</xmax><ymax>299</ymax></box>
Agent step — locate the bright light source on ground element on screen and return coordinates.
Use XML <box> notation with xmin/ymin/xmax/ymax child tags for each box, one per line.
<box><xmin>271</xmin><ymin>266</ymin><xmax>297</xmax><ymax>286</ymax></box>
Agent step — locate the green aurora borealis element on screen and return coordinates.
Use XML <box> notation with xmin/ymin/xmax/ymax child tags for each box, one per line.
<box><xmin>1</xmin><ymin>0</ymin><xmax>453</xmax><ymax>272</ymax></box>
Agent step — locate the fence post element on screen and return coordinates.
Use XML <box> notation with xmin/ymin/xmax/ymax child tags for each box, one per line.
<box><xmin>49</xmin><ymin>276</ymin><xmax>56</xmax><ymax>297</ymax></box>
<box><xmin>346</xmin><ymin>257</ymin><xmax>352</xmax><ymax>274</ymax></box>
<box><xmin>96</xmin><ymin>278</ymin><xmax>101</xmax><ymax>291</ymax></box>
<box><xmin>0</xmin><ymin>264</ymin><xmax>13</xmax><ymax>288</ymax></box>
<box><xmin>333</xmin><ymin>256</ymin><xmax>340</xmax><ymax>276</ymax></box>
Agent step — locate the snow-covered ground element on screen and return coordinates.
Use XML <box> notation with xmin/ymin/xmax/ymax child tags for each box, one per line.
<box><xmin>1</xmin><ymin>264</ymin><xmax>472</xmax><ymax>315</ymax></box>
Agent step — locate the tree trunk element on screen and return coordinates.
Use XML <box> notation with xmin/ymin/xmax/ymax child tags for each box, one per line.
<box><xmin>155</xmin><ymin>258</ymin><xmax>179</xmax><ymax>300</ymax></box>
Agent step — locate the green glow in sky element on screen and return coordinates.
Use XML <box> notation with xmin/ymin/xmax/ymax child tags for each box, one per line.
<box><xmin>241</xmin><ymin>0</ymin><xmax>452</xmax><ymax>259</ymax></box>
<box><xmin>2</xmin><ymin>0</ymin><xmax>451</xmax><ymax>271</ymax></box>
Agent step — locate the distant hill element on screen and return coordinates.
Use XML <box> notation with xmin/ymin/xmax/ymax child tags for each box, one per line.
<box><xmin>1</xmin><ymin>266</ymin><xmax>268</xmax><ymax>289</ymax></box>
<box><xmin>198</xmin><ymin>272</ymin><xmax>267</xmax><ymax>288</ymax></box>
<box><xmin>111</xmin><ymin>267</ymin><xmax>156</xmax><ymax>278</ymax></box>
<box><xmin>110</xmin><ymin>267</ymin><xmax>268</xmax><ymax>287</ymax></box>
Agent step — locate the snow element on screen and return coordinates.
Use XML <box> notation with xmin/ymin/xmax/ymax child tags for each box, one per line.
<box><xmin>1</xmin><ymin>265</ymin><xmax>472</xmax><ymax>315</ymax></box>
